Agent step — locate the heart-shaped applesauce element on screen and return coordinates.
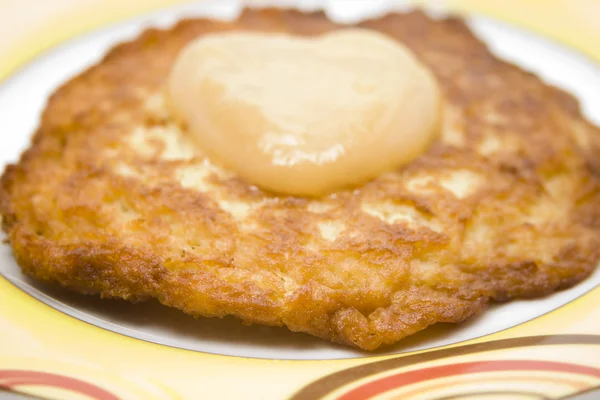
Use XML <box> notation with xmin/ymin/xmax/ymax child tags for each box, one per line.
<box><xmin>168</xmin><ymin>29</ymin><xmax>441</xmax><ymax>196</ymax></box>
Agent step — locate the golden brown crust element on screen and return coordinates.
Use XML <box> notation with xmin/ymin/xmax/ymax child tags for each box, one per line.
<box><xmin>2</xmin><ymin>9</ymin><xmax>600</xmax><ymax>350</ymax></box>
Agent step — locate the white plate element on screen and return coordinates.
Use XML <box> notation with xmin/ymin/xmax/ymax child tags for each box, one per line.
<box><xmin>1</xmin><ymin>0</ymin><xmax>600</xmax><ymax>361</ymax></box>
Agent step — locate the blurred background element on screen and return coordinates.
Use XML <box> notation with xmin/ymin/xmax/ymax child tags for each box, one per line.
<box><xmin>0</xmin><ymin>0</ymin><xmax>599</xmax><ymax>82</ymax></box>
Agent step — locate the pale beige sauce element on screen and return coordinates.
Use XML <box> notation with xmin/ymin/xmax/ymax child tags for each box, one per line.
<box><xmin>168</xmin><ymin>29</ymin><xmax>441</xmax><ymax>196</ymax></box>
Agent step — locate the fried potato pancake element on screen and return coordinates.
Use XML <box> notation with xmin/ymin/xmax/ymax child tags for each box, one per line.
<box><xmin>2</xmin><ymin>9</ymin><xmax>600</xmax><ymax>350</ymax></box>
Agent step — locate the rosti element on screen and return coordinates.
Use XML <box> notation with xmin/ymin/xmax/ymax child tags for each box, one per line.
<box><xmin>2</xmin><ymin>9</ymin><xmax>600</xmax><ymax>351</ymax></box>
